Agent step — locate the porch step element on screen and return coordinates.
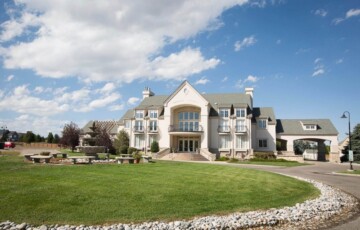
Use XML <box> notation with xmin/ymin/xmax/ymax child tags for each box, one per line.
<box><xmin>160</xmin><ymin>153</ymin><xmax>208</xmax><ymax>161</ymax></box>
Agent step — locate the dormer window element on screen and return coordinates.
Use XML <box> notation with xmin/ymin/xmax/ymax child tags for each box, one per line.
<box><xmin>304</xmin><ymin>124</ymin><xmax>317</xmax><ymax>130</ymax></box>
<box><xmin>135</xmin><ymin>110</ymin><xmax>144</xmax><ymax>119</ymax></box>
<box><xmin>219</xmin><ymin>108</ymin><xmax>229</xmax><ymax>118</ymax></box>
<box><xmin>258</xmin><ymin>119</ymin><xmax>267</xmax><ymax>129</ymax></box>
<box><xmin>149</xmin><ymin>110</ymin><xmax>158</xmax><ymax>119</ymax></box>
<box><xmin>235</xmin><ymin>108</ymin><xmax>246</xmax><ymax>118</ymax></box>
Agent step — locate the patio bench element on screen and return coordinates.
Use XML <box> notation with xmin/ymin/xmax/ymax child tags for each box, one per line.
<box><xmin>115</xmin><ymin>157</ymin><xmax>134</xmax><ymax>164</ymax></box>
<box><xmin>68</xmin><ymin>156</ymin><xmax>95</xmax><ymax>164</ymax></box>
<box><xmin>24</xmin><ymin>153</ymin><xmax>37</xmax><ymax>161</ymax></box>
<box><xmin>30</xmin><ymin>155</ymin><xmax>52</xmax><ymax>164</ymax></box>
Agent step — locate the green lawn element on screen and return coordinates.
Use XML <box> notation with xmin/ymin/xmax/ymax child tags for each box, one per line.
<box><xmin>338</xmin><ymin>170</ymin><xmax>360</xmax><ymax>175</ymax></box>
<box><xmin>226</xmin><ymin>158</ymin><xmax>310</xmax><ymax>167</ymax></box>
<box><xmin>0</xmin><ymin>153</ymin><xmax>319</xmax><ymax>225</ymax></box>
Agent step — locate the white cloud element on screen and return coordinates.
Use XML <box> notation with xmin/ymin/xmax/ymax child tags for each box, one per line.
<box><xmin>245</xmin><ymin>75</ymin><xmax>259</xmax><ymax>83</ymax></box>
<box><xmin>150</xmin><ymin>47</ymin><xmax>220</xmax><ymax>80</ymax></box>
<box><xmin>77</xmin><ymin>92</ymin><xmax>121</xmax><ymax>112</ymax></box>
<box><xmin>0</xmin><ymin>85</ymin><xmax>69</xmax><ymax>116</ymax></box>
<box><xmin>314</xmin><ymin>58</ymin><xmax>322</xmax><ymax>64</ymax></box>
<box><xmin>346</xmin><ymin>9</ymin><xmax>360</xmax><ymax>18</ymax></box>
<box><xmin>194</xmin><ymin>77</ymin><xmax>210</xmax><ymax>85</ymax></box>
<box><xmin>234</xmin><ymin>35</ymin><xmax>257</xmax><ymax>51</ymax></box>
<box><xmin>127</xmin><ymin>97</ymin><xmax>140</xmax><ymax>105</ymax></box>
<box><xmin>312</xmin><ymin>59</ymin><xmax>325</xmax><ymax>77</ymax></box>
<box><xmin>221</xmin><ymin>76</ymin><xmax>228</xmax><ymax>82</ymax></box>
<box><xmin>336</xmin><ymin>58</ymin><xmax>344</xmax><ymax>64</ymax></box>
<box><xmin>6</xmin><ymin>74</ymin><xmax>14</xmax><ymax>82</ymax></box>
<box><xmin>235</xmin><ymin>75</ymin><xmax>260</xmax><ymax>88</ymax></box>
<box><xmin>1</xmin><ymin>1</ymin><xmax>248</xmax><ymax>83</ymax></box>
<box><xmin>312</xmin><ymin>68</ymin><xmax>325</xmax><ymax>77</ymax></box>
<box><xmin>314</xmin><ymin>9</ymin><xmax>327</xmax><ymax>17</ymax></box>
<box><xmin>2</xmin><ymin>115</ymin><xmax>67</xmax><ymax>136</ymax></box>
<box><xmin>96</xmin><ymin>82</ymin><xmax>116</xmax><ymax>95</ymax></box>
<box><xmin>333</xmin><ymin>8</ymin><xmax>360</xmax><ymax>25</ymax></box>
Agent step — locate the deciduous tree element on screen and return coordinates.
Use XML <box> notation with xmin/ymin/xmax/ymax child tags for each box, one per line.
<box><xmin>60</xmin><ymin>122</ymin><xmax>80</xmax><ymax>152</ymax></box>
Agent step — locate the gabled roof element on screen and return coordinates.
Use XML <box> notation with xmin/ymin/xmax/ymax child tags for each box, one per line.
<box><xmin>135</xmin><ymin>95</ymin><xmax>168</xmax><ymax>110</ymax></box>
<box><xmin>203</xmin><ymin>93</ymin><xmax>251</xmax><ymax>110</ymax></box>
<box><xmin>118</xmin><ymin>109</ymin><xmax>134</xmax><ymax>124</ymax></box>
<box><xmin>252</xmin><ymin>107</ymin><xmax>276</xmax><ymax>125</ymax></box>
<box><xmin>81</xmin><ymin>120</ymin><xmax>119</xmax><ymax>134</ymax></box>
<box><xmin>276</xmin><ymin>119</ymin><xmax>338</xmax><ymax>135</ymax></box>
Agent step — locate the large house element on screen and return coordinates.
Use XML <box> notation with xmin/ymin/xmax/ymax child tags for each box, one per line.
<box><xmin>115</xmin><ymin>81</ymin><xmax>339</xmax><ymax>162</ymax></box>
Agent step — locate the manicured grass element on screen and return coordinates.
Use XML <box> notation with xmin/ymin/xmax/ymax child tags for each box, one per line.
<box><xmin>224</xmin><ymin>158</ymin><xmax>310</xmax><ymax>167</ymax></box>
<box><xmin>0</xmin><ymin>153</ymin><xmax>319</xmax><ymax>225</ymax></box>
<box><xmin>338</xmin><ymin>170</ymin><xmax>360</xmax><ymax>175</ymax></box>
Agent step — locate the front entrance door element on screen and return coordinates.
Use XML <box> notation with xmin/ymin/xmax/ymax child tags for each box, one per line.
<box><xmin>178</xmin><ymin>138</ymin><xmax>199</xmax><ymax>153</ymax></box>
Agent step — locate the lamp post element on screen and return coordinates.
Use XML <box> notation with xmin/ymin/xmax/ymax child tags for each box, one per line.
<box><xmin>341</xmin><ymin>111</ymin><xmax>353</xmax><ymax>170</ymax></box>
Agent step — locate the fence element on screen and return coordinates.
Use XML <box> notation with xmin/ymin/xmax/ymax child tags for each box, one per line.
<box><xmin>17</xmin><ymin>142</ymin><xmax>61</xmax><ymax>149</ymax></box>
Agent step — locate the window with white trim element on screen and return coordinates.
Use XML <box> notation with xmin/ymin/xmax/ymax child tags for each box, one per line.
<box><xmin>125</xmin><ymin>120</ymin><xmax>131</xmax><ymax>129</ymax></box>
<box><xmin>236</xmin><ymin>120</ymin><xmax>246</xmax><ymax>132</ymax></box>
<box><xmin>135</xmin><ymin>110</ymin><xmax>144</xmax><ymax>119</ymax></box>
<box><xmin>258</xmin><ymin>139</ymin><xmax>268</xmax><ymax>148</ymax></box>
<box><xmin>235</xmin><ymin>108</ymin><xmax>246</xmax><ymax>118</ymax></box>
<box><xmin>135</xmin><ymin>120</ymin><xmax>143</xmax><ymax>131</ymax></box>
<box><xmin>149</xmin><ymin>120</ymin><xmax>157</xmax><ymax>132</ymax></box>
<box><xmin>219</xmin><ymin>108</ymin><xmax>229</xmax><ymax>118</ymax></box>
<box><xmin>148</xmin><ymin>135</ymin><xmax>156</xmax><ymax>147</ymax></box>
<box><xmin>258</xmin><ymin>119</ymin><xmax>267</xmax><ymax>129</ymax></box>
<box><xmin>149</xmin><ymin>110</ymin><xmax>158</xmax><ymax>119</ymax></box>
<box><xmin>304</xmin><ymin>124</ymin><xmax>317</xmax><ymax>130</ymax></box>
<box><xmin>236</xmin><ymin>135</ymin><xmax>247</xmax><ymax>149</ymax></box>
<box><xmin>219</xmin><ymin>135</ymin><xmax>231</xmax><ymax>149</ymax></box>
<box><xmin>219</xmin><ymin>119</ymin><xmax>230</xmax><ymax>132</ymax></box>
<box><xmin>134</xmin><ymin>134</ymin><xmax>144</xmax><ymax>149</ymax></box>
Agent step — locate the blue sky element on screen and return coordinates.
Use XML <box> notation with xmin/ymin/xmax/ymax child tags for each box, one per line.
<box><xmin>0</xmin><ymin>0</ymin><xmax>359</xmax><ymax>141</ymax></box>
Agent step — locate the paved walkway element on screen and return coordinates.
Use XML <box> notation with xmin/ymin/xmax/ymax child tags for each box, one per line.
<box><xmin>224</xmin><ymin>161</ymin><xmax>360</xmax><ymax>230</ymax></box>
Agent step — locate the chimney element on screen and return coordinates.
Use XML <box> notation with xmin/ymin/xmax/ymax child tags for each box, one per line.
<box><xmin>245</xmin><ymin>88</ymin><xmax>254</xmax><ymax>108</ymax></box>
<box><xmin>142</xmin><ymin>87</ymin><xmax>154</xmax><ymax>99</ymax></box>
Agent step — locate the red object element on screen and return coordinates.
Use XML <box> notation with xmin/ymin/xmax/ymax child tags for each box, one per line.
<box><xmin>4</xmin><ymin>142</ymin><xmax>15</xmax><ymax>148</ymax></box>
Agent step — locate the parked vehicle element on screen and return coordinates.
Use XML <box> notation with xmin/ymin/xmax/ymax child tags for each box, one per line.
<box><xmin>4</xmin><ymin>142</ymin><xmax>15</xmax><ymax>148</ymax></box>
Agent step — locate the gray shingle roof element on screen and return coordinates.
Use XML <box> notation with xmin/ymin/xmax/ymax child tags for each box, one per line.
<box><xmin>203</xmin><ymin>93</ymin><xmax>251</xmax><ymax>109</ymax></box>
<box><xmin>118</xmin><ymin>109</ymin><xmax>134</xmax><ymax>124</ymax></box>
<box><xmin>276</xmin><ymin>119</ymin><xmax>338</xmax><ymax>135</ymax></box>
<box><xmin>251</xmin><ymin>107</ymin><xmax>276</xmax><ymax>125</ymax></box>
<box><xmin>135</xmin><ymin>95</ymin><xmax>168</xmax><ymax>109</ymax></box>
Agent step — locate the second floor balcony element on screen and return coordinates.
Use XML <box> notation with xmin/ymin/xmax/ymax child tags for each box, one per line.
<box><xmin>133</xmin><ymin>125</ymin><xmax>144</xmax><ymax>133</ymax></box>
<box><xmin>168</xmin><ymin>124</ymin><xmax>203</xmax><ymax>132</ymax></box>
<box><xmin>235</xmin><ymin>125</ymin><xmax>247</xmax><ymax>133</ymax></box>
<box><xmin>217</xmin><ymin>125</ymin><xmax>230</xmax><ymax>133</ymax></box>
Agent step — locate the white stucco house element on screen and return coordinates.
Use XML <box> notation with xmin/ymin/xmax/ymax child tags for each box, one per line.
<box><xmin>114</xmin><ymin>81</ymin><xmax>339</xmax><ymax>162</ymax></box>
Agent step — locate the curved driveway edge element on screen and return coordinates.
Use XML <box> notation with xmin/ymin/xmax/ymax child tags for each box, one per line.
<box><xmin>223</xmin><ymin>161</ymin><xmax>360</xmax><ymax>230</ymax></box>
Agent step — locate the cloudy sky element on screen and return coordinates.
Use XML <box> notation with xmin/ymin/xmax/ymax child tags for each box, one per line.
<box><xmin>0</xmin><ymin>0</ymin><xmax>359</xmax><ymax>140</ymax></box>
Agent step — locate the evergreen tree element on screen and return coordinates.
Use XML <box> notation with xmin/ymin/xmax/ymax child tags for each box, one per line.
<box><xmin>150</xmin><ymin>140</ymin><xmax>159</xmax><ymax>153</ymax></box>
<box><xmin>350</xmin><ymin>123</ymin><xmax>360</xmax><ymax>154</ymax></box>
<box><xmin>53</xmin><ymin>134</ymin><xmax>60</xmax><ymax>143</ymax></box>
<box><xmin>47</xmin><ymin>132</ymin><xmax>54</xmax><ymax>143</ymax></box>
<box><xmin>114</xmin><ymin>130</ymin><xmax>129</xmax><ymax>154</ymax></box>
<box><xmin>23</xmin><ymin>131</ymin><xmax>36</xmax><ymax>143</ymax></box>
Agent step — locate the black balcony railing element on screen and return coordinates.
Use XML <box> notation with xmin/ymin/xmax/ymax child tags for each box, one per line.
<box><xmin>133</xmin><ymin>126</ymin><xmax>144</xmax><ymax>132</ymax></box>
<box><xmin>217</xmin><ymin>125</ymin><xmax>230</xmax><ymax>133</ymax></box>
<box><xmin>168</xmin><ymin>124</ymin><xmax>203</xmax><ymax>132</ymax></box>
<box><xmin>148</xmin><ymin>126</ymin><xmax>158</xmax><ymax>133</ymax></box>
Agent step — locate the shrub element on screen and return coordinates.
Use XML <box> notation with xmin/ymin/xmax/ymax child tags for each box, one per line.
<box><xmin>127</xmin><ymin>147</ymin><xmax>138</xmax><ymax>155</ymax></box>
<box><xmin>119</xmin><ymin>146</ymin><xmax>128</xmax><ymax>155</ymax></box>
<box><xmin>216</xmin><ymin>156</ymin><xmax>229</xmax><ymax>161</ymax></box>
<box><xmin>253</xmin><ymin>151</ymin><xmax>276</xmax><ymax>160</ymax></box>
<box><xmin>150</xmin><ymin>141</ymin><xmax>159</xmax><ymax>153</ymax></box>
<box><xmin>228</xmin><ymin>158</ymin><xmax>239</xmax><ymax>163</ymax></box>
<box><xmin>132</xmin><ymin>151</ymin><xmax>142</xmax><ymax>160</ymax></box>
